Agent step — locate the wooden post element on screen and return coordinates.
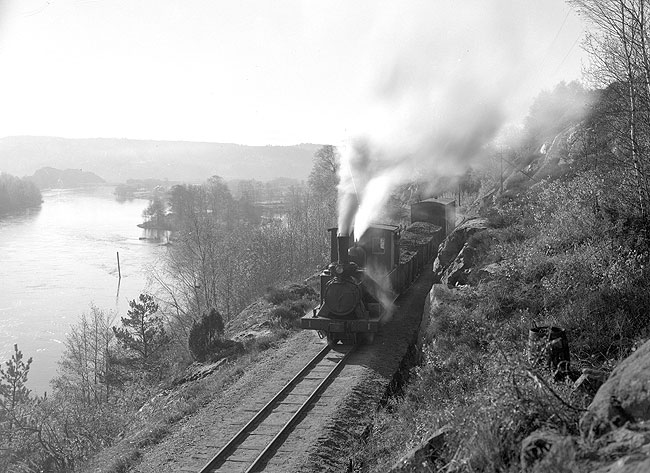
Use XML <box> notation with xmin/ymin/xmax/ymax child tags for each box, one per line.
<box><xmin>116</xmin><ymin>251</ymin><xmax>122</xmax><ymax>279</ymax></box>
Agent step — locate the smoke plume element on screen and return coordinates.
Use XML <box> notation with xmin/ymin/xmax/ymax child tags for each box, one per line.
<box><xmin>337</xmin><ymin>1</ymin><xmax>531</xmax><ymax>237</ymax></box>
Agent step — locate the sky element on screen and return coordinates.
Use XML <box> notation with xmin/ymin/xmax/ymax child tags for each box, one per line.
<box><xmin>0</xmin><ymin>0</ymin><xmax>587</xmax><ymax>146</ymax></box>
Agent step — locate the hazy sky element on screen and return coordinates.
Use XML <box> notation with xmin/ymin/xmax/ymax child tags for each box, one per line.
<box><xmin>0</xmin><ymin>0</ymin><xmax>586</xmax><ymax>146</ymax></box>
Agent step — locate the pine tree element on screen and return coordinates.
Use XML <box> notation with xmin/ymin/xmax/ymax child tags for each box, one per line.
<box><xmin>0</xmin><ymin>344</ymin><xmax>37</xmax><ymax>470</ymax></box>
<box><xmin>0</xmin><ymin>344</ymin><xmax>32</xmax><ymax>414</ymax></box>
<box><xmin>112</xmin><ymin>294</ymin><xmax>169</xmax><ymax>370</ymax></box>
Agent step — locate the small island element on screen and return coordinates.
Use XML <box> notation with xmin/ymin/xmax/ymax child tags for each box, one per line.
<box><xmin>0</xmin><ymin>173</ymin><xmax>42</xmax><ymax>214</ymax></box>
<box><xmin>24</xmin><ymin>167</ymin><xmax>105</xmax><ymax>189</ymax></box>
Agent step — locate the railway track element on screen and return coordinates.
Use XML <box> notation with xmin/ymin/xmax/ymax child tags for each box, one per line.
<box><xmin>197</xmin><ymin>344</ymin><xmax>355</xmax><ymax>473</ymax></box>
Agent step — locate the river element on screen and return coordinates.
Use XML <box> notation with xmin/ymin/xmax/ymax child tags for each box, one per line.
<box><xmin>0</xmin><ymin>187</ymin><xmax>166</xmax><ymax>394</ymax></box>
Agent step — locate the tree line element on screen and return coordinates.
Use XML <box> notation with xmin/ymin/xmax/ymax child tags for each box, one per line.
<box><xmin>0</xmin><ymin>173</ymin><xmax>42</xmax><ymax>215</ymax></box>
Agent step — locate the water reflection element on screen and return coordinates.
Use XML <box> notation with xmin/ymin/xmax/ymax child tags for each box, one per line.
<box><xmin>141</xmin><ymin>228</ymin><xmax>172</xmax><ymax>244</ymax></box>
<box><xmin>0</xmin><ymin>204</ymin><xmax>43</xmax><ymax>225</ymax></box>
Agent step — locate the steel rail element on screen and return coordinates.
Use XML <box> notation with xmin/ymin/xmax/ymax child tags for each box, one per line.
<box><xmin>198</xmin><ymin>344</ymin><xmax>354</xmax><ymax>472</ymax></box>
<box><xmin>243</xmin><ymin>345</ymin><xmax>355</xmax><ymax>473</ymax></box>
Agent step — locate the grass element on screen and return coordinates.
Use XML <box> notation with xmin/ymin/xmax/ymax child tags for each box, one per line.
<box><xmin>352</xmin><ymin>288</ymin><xmax>592</xmax><ymax>472</ymax></box>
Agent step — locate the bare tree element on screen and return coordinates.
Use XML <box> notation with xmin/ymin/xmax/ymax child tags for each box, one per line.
<box><xmin>571</xmin><ymin>0</ymin><xmax>650</xmax><ymax>216</ymax></box>
<box><xmin>53</xmin><ymin>305</ymin><xmax>115</xmax><ymax>406</ymax></box>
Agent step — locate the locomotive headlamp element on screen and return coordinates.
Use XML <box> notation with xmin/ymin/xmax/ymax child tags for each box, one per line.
<box><xmin>335</xmin><ymin>264</ymin><xmax>345</xmax><ymax>275</ymax></box>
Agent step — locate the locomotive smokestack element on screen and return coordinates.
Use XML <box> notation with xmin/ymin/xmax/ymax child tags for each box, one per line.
<box><xmin>337</xmin><ymin>235</ymin><xmax>350</xmax><ymax>264</ymax></box>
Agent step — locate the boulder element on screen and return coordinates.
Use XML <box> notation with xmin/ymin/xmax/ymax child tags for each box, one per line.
<box><xmin>433</xmin><ymin>218</ymin><xmax>487</xmax><ymax>283</ymax></box>
<box><xmin>590</xmin><ymin>423</ymin><xmax>650</xmax><ymax>473</ymax></box>
<box><xmin>172</xmin><ymin>358</ymin><xmax>228</xmax><ymax>386</ymax></box>
<box><xmin>389</xmin><ymin>426</ymin><xmax>449</xmax><ymax>472</ymax></box>
<box><xmin>440</xmin><ymin>244</ymin><xmax>476</xmax><ymax>286</ymax></box>
<box><xmin>472</xmin><ymin>262</ymin><xmax>503</xmax><ymax>282</ymax></box>
<box><xmin>520</xmin><ymin>429</ymin><xmax>575</xmax><ymax>471</ymax></box>
<box><xmin>595</xmin><ymin>426</ymin><xmax>650</xmax><ymax>459</ymax></box>
<box><xmin>581</xmin><ymin>339</ymin><xmax>650</xmax><ymax>436</ymax></box>
<box><xmin>593</xmin><ymin>455</ymin><xmax>650</xmax><ymax>473</ymax></box>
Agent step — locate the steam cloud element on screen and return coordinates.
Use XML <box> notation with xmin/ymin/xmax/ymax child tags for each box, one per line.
<box><xmin>337</xmin><ymin>1</ymin><xmax>530</xmax><ymax>237</ymax></box>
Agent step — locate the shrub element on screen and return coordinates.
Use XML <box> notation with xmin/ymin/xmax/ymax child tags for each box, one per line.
<box><xmin>188</xmin><ymin>309</ymin><xmax>226</xmax><ymax>362</ymax></box>
<box><xmin>264</xmin><ymin>283</ymin><xmax>317</xmax><ymax>330</ymax></box>
<box><xmin>264</xmin><ymin>287</ymin><xmax>292</xmax><ymax>305</ymax></box>
<box><xmin>264</xmin><ymin>283</ymin><xmax>318</xmax><ymax>305</ymax></box>
<box><xmin>269</xmin><ymin>299</ymin><xmax>313</xmax><ymax>329</ymax></box>
<box><xmin>243</xmin><ymin>330</ymin><xmax>291</xmax><ymax>352</ymax></box>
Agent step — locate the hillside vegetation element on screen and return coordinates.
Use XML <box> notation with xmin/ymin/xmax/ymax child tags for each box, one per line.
<box><xmin>349</xmin><ymin>3</ymin><xmax>650</xmax><ymax>466</ymax></box>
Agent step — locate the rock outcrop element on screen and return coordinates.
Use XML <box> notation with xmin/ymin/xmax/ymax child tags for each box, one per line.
<box><xmin>432</xmin><ymin>218</ymin><xmax>488</xmax><ymax>285</ymax></box>
<box><xmin>523</xmin><ymin>338</ymin><xmax>650</xmax><ymax>472</ymax></box>
<box><xmin>582</xmin><ymin>340</ymin><xmax>650</xmax><ymax>436</ymax></box>
<box><xmin>389</xmin><ymin>426</ymin><xmax>449</xmax><ymax>472</ymax></box>
<box><xmin>588</xmin><ymin>424</ymin><xmax>650</xmax><ymax>473</ymax></box>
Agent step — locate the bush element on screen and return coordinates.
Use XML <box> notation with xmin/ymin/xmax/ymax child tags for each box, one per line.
<box><xmin>264</xmin><ymin>287</ymin><xmax>292</xmax><ymax>305</ymax></box>
<box><xmin>188</xmin><ymin>309</ymin><xmax>226</xmax><ymax>362</ymax></box>
<box><xmin>264</xmin><ymin>283</ymin><xmax>318</xmax><ymax>330</ymax></box>
<box><xmin>243</xmin><ymin>330</ymin><xmax>291</xmax><ymax>352</ymax></box>
<box><xmin>269</xmin><ymin>299</ymin><xmax>313</xmax><ymax>329</ymax></box>
<box><xmin>264</xmin><ymin>283</ymin><xmax>317</xmax><ymax>305</ymax></box>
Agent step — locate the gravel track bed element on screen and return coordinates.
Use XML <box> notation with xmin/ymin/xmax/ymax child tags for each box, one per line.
<box><xmin>134</xmin><ymin>268</ymin><xmax>434</xmax><ymax>472</ymax></box>
<box><xmin>134</xmin><ymin>331</ymin><xmax>327</xmax><ymax>473</ymax></box>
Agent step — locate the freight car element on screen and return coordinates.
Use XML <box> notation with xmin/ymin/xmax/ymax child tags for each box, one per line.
<box><xmin>301</xmin><ymin>201</ymin><xmax>451</xmax><ymax>346</ymax></box>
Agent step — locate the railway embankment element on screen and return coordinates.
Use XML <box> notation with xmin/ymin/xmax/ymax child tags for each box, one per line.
<box><xmin>80</xmin><ymin>265</ymin><xmax>436</xmax><ymax>473</ymax></box>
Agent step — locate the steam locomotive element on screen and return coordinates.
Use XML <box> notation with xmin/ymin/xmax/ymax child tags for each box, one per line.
<box><xmin>300</xmin><ymin>199</ymin><xmax>455</xmax><ymax>346</ymax></box>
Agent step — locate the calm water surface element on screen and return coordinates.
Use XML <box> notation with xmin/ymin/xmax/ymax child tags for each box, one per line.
<box><xmin>0</xmin><ymin>187</ymin><xmax>166</xmax><ymax>394</ymax></box>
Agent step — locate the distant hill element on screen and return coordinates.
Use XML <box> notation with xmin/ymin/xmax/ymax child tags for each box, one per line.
<box><xmin>25</xmin><ymin>167</ymin><xmax>106</xmax><ymax>189</ymax></box>
<box><xmin>0</xmin><ymin>136</ymin><xmax>321</xmax><ymax>183</ymax></box>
